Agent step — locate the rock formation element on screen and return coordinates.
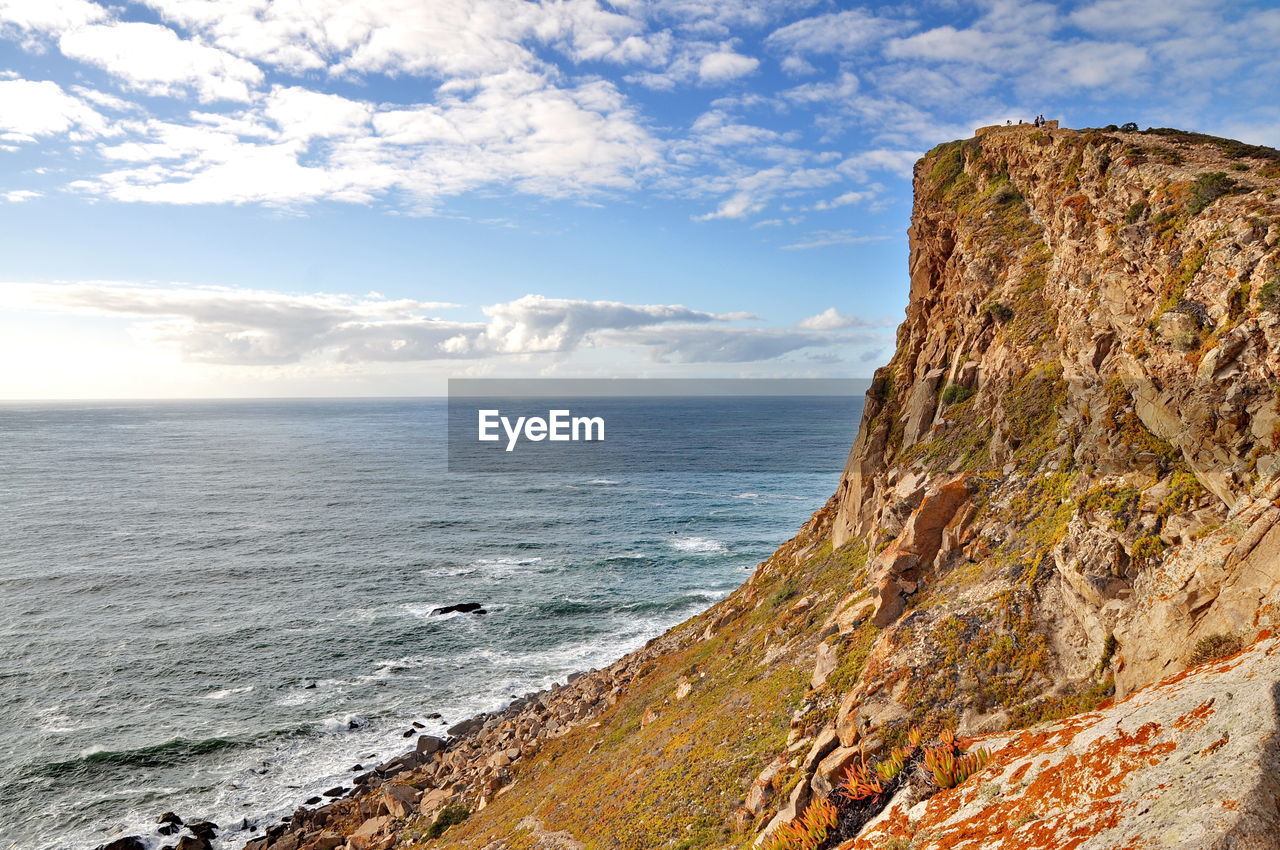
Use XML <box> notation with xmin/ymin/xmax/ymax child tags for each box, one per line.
<box><xmin>235</xmin><ymin>124</ymin><xmax>1280</xmax><ymax>849</ymax></box>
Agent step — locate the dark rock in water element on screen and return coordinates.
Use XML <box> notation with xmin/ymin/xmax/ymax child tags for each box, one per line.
<box><xmin>402</xmin><ymin>728</ymin><xmax>414</xmax><ymax>738</ymax></box>
<box><xmin>235</xmin><ymin>818</ymin><xmax>252</xmax><ymax>831</ymax></box>
<box><xmin>351</xmin><ymin>763</ymin><xmax>363</xmax><ymax>771</ymax></box>
<box><xmin>353</xmin><ymin>771</ymin><xmax>373</xmax><ymax>785</ymax></box>
<box><xmin>425</xmin><ymin>712</ymin><xmax>442</xmax><ymax>720</ymax></box>
<box><xmin>430</xmin><ymin>602</ymin><xmax>486</xmax><ymax>615</ymax></box>
<box><xmin>96</xmin><ymin>838</ymin><xmax>145</xmax><ymax>850</ymax></box>
<box><xmin>157</xmin><ymin>823</ymin><xmax>181</xmax><ymax>836</ymax></box>
<box><xmin>174</xmin><ymin>837</ymin><xmax>211</xmax><ymax>850</ymax></box>
<box><xmin>347</xmin><ymin>718</ymin><xmax>363</xmax><ymax>730</ymax></box>
<box><xmin>304</xmin><ymin>681</ymin><xmax>317</xmax><ymax>690</ymax></box>
<box><xmin>412</xmin><ymin>721</ymin><xmax>425</xmax><ymax>729</ymax></box>
<box><xmin>416</xmin><ymin>734</ymin><xmax>445</xmax><ymax>755</ymax></box>
<box><xmin>187</xmin><ymin>821</ymin><xmax>218</xmax><ymax>840</ymax></box>
<box><xmin>157</xmin><ymin>812</ymin><xmax>183</xmax><ymax>826</ymax></box>
<box><xmin>305</xmin><ymin>796</ymin><xmax>322</xmax><ymax>805</ymax></box>
<box><xmin>322</xmin><ymin>786</ymin><xmax>346</xmax><ymax>797</ymax></box>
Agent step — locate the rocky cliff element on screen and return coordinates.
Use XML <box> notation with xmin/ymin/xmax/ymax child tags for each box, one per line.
<box><xmin>231</xmin><ymin>124</ymin><xmax>1280</xmax><ymax>850</ymax></box>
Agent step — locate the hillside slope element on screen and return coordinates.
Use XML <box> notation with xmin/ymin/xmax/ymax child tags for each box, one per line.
<box><xmin>234</xmin><ymin>124</ymin><xmax>1280</xmax><ymax>850</ymax></box>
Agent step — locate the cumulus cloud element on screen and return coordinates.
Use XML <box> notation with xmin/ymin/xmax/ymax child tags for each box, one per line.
<box><xmin>72</xmin><ymin>70</ymin><xmax>662</xmax><ymax>206</ymax></box>
<box><xmin>1</xmin><ymin>189</ymin><xmax>40</xmax><ymax>201</ymax></box>
<box><xmin>0</xmin><ymin>0</ymin><xmax>105</xmax><ymax>33</ymax></box>
<box><xmin>811</xmin><ymin>190</ymin><xmax>874</xmax><ymax>211</ymax></box>
<box><xmin>0</xmin><ymin>78</ymin><xmax>107</xmax><ymax>142</ymax></box>
<box><xmin>797</xmin><ymin>307</ymin><xmax>878</xmax><ymax>330</ymax></box>
<box><xmin>9</xmin><ymin>282</ymin><xmax>811</xmax><ymax>366</ymax></box>
<box><xmin>58</xmin><ymin>21</ymin><xmax>265</xmax><ymax>101</ymax></box>
<box><xmin>698</xmin><ymin>49</ymin><xmax>759</xmax><ymax>83</ymax></box>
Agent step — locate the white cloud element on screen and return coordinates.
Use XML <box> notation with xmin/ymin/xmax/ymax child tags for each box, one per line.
<box><xmin>9</xmin><ymin>282</ymin><xmax>773</xmax><ymax>365</ymax></box>
<box><xmin>781</xmin><ymin>230</ymin><xmax>889</xmax><ymax>250</ymax></box>
<box><xmin>0</xmin><ymin>0</ymin><xmax>105</xmax><ymax>33</ymax></box>
<box><xmin>73</xmin><ymin>70</ymin><xmax>663</xmax><ymax>206</ymax></box>
<box><xmin>1</xmin><ymin>188</ymin><xmax>40</xmax><ymax>201</ymax></box>
<box><xmin>797</xmin><ymin>307</ymin><xmax>877</xmax><ymax>329</ymax></box>
<box><xmin>698</xmin><ymin>50</ymin><xmax>759</xmax><ymax>83</ymax></box>
<box><xmin>811</xmin><ymin>190</ymin><xmax>874</xmax><ymax>211</ymax></box>
<box><xmin>766</xmin><ymin>9</ymin><xmax>909</xmax><ymax>56</ymax></box>
<box><xmin>58</xmin><ymin>21</ymin><xmax>265</xmax><ymax>102</ymax></box>
<box><xmin>0</xmin><ymin>78</ymin><xmax>107</xmax><ymax>142</ymax></box>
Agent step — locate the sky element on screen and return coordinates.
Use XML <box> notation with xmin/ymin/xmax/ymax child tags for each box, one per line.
<box><xmin>0</xmin><ymin>0</ymin><xmax>1277</xmax><ymax>398</ymax></box>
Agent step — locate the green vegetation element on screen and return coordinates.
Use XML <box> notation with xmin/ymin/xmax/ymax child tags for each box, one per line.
<box><xmin>984</xmin><ymin>301</ymin><xmax>1014</xmax><ymax>323</ymax></box>
<box><xmin>1124</xmin><ymin>200</ymin><xmax>1147</xmax><ymax>224</ymax></box>
<box><xmin>1260</xmin><ymin>276</ymin><xmax>1280</xmax><ymax>313</ymax></box>
<box><xmin>425</xmin><ymin>805</ymin><xmax>471</xmax><ymax>840</ymax></box>
<box><xmin>1188</xmin><ymin>633</ymin><xmax>1243</xmax><ymax>666</ymax></box>
<box><xmin>941</xmin><ymin>384</ymin><xmax>974</xmax><ymax>405</ymax></box>
<box><xmin>1138</xmin><ymin>127</ymin><xmax>1280</xmax><ymax>163</ymax></box>
<box><xmin>1186</xmin><ymin>172</ymin><xmax>1237</xmax><ymax>215</ymax></box>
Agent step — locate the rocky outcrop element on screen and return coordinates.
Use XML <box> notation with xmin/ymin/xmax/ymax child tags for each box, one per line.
<box><xmin>850</xmin><ymin>636</ymin><xmax>1280</xmax><ymax>849</ymax></box>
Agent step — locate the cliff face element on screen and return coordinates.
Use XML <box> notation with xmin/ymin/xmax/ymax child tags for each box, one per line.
<box><xmin>832</xmin><ymin>124</ymin><xmax>1280</xmax><ymax>704</ymax></box>
<box><xmin>238</xmin><ymin>127</ymin><xmax>1280</xmax><ymax>850</ymax></box>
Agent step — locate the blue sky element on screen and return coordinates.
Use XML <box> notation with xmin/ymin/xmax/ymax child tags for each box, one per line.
<box><xmin>0</xmin><ymin>0</ymin><xmax>1277</xmax><ymax>398</ymax></box>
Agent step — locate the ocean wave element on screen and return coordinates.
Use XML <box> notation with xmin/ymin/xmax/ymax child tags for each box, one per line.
<box><xmin>20</xmin><ymin>734</ymin><xmax>277</xmax><ymax>779</ymax></box>
<box><xmin>203</xmin><ymin>685</ymin><xmax>254</xmax><ymax>700</ymax></box>
<box><xmin>669</xmin><ymin>535</ymin><xmax>728</xmax><ymax>554</ymax></box>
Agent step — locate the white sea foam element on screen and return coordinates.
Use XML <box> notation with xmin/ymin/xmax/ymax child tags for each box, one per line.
<box><xmin>204</xmin><ymin>686</ymin><xmax>254</xmax><ymax>700</ymax></box>
<box><xmin>670</xmin><ymin>535</ymin><xmax>728</xmax><ymax>554</ymax></box>
<box><xmin>588</xmin><ymin>478</ymin><xmax>620</xmax><ymax>485</ymax></box>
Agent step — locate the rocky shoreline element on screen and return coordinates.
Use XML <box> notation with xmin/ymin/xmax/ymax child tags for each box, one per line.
<box><xmin>99</xmin><ymin>626</ymin><xmax>689</xmax><ymax>850</ymax></box>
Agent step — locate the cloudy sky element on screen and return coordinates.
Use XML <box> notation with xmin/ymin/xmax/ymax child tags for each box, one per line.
<box><xmin>1</xmin><ymin>0</ymin><xmax>1276</xmax><ymax>397</ymax></box>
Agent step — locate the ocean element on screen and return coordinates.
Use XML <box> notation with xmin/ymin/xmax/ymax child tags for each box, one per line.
<box><xmin>0</xmin><ymin>397</ymin><xmax>861</xmax><ymax>850</ymax></box>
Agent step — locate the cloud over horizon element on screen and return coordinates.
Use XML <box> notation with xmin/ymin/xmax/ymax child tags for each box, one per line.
<box><xmin>8</xmin><ymin>281</ymin><xmax>884</xmax><ymax>369</ymax></box>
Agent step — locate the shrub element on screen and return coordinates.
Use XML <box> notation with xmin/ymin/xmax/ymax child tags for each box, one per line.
<box><xmin>1259</xmin><ymin>277</ymin><xmax>1280</xmax><ymax>313</ymax></box>
<box><xmin>1186</xmin><ymin>172</ymin><xmax>1236</xmax><ymax>215</ymax></box>
<box><xmin>1188</xmin><ymin>633</ymin><xmax>1242</xmax><ymax>666</ymax></box>
<box><xmin>769</xmin><ymin>578</ymin><xmax>799</xmax><ymax>609</ymax></box>
<box><xmin>1124</xmin><ymin>200</ymin><xmax>1147</xmax><ymax>224</ymax></box>
<box><xmin>985</xmin><ymin>301</ymin><xmax>1014</xmax><ymax>323</ymax></box>
<box><xmin>941</xmin><ymin>384</ymin><xmax>974</xmax><ymax>405</ymax></box>
<box><xmin>1120</xmin><ymin>122</ymin><xmax>1139</xmax><ymax>132</ymax></box>
<box><xmin>425</xmin><ymin>804</ymin><xmax>470</xmax><ymax>839</ymax></box>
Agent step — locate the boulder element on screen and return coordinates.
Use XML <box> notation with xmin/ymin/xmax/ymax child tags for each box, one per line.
<box><xmin>835</xmin><ymin>690</ymin><xmax>861</xmax><ymax>747</ymax></box>
<box><xmin>301</xmin><ymin>834</ymin><xmax>343</xmax><ymax>850</ymax></box>
<box><xmin>810</xmin><ymin>745</ymin><xmax>862</xmax><ymax>797</ymax></box>
<box><xmin>744</xmin><ymin>757</ymin><xmax>785</xmax><ymax>815</ymax></box>
<box><xmin>346</xmin><ymin>815</ymin><xmax>393</xmax><ymax>850</ymax></box>
<box><xmin>186</xmin><ymin>822</ymin><xmax>217</xmax><ymax>840</ymax></box>
<box><xmin>810</xmin><ymin>641</ymin><xmax>837</xmax><ymax>689</ymax></box>
<box><xmin>415</xmin><ymin>734</ymin><xmax>445</xmax><ymax>755</ymax></box>
<box><xmin>419</xmin><ymin>787</ymin><xmax>452</xmax><ymax>815</ymax></box>
<box><xmin>381</xmin><ymin>783</ymin><xmax>421</xmax><ymax>818</ymax></box>
<box><xmin>173</xmin><ymin>837</ymin><xmax>210</xmax><ymax>850</ymax></box>
<box><xmin>96</xmin><ymin>839</ymin><xmax>144</xmax><ymax>850</ymax></box>
<box><xmin>447</xmin><ymin>716</ymin><xmax>485</xmax><ymax>737</ymax></box>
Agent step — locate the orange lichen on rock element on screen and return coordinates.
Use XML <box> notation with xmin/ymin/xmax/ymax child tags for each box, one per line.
<box><xmin>848</xmin><ymin>637</ymin><xmax>1280</xmax><ymax>849</ymax></box>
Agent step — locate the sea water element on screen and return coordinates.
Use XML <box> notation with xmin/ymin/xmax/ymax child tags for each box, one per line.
<box><xmin>0</xmin><ymin>397</ymin><xmax>861</xmax><ymax>849</ymax></box>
